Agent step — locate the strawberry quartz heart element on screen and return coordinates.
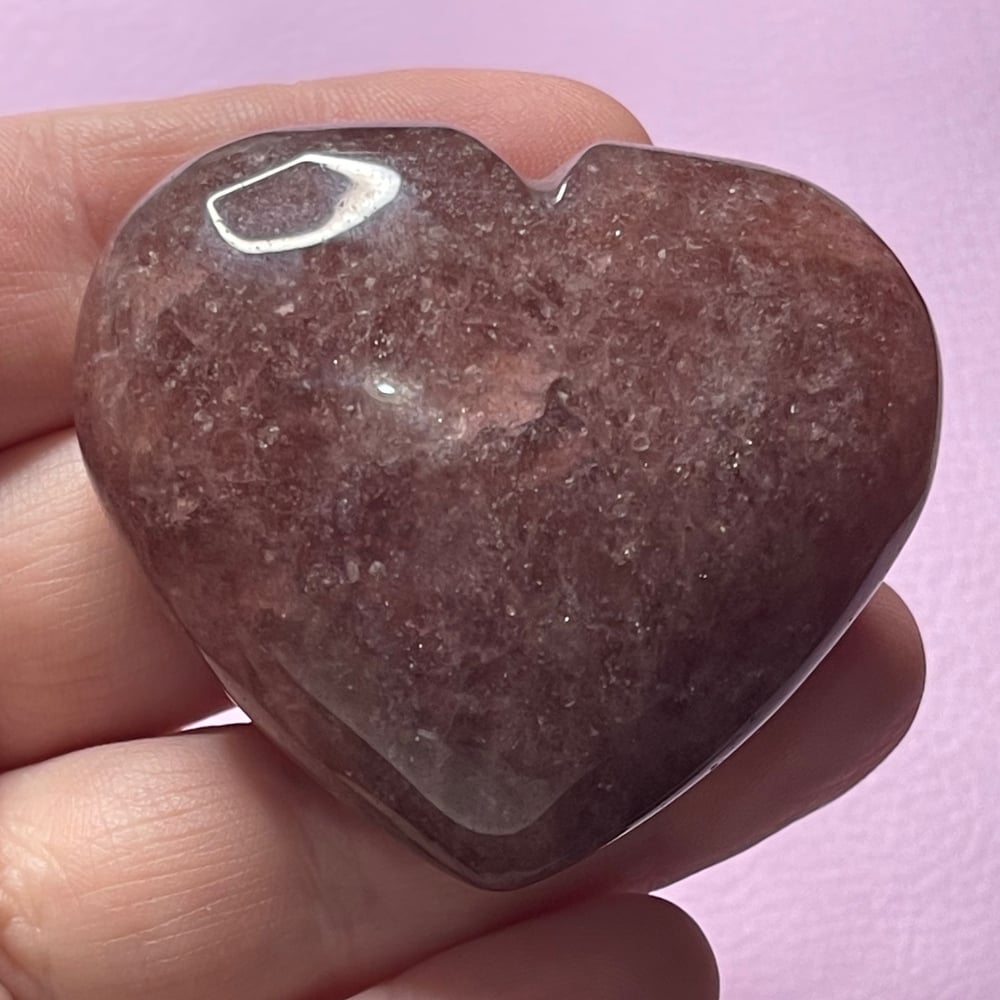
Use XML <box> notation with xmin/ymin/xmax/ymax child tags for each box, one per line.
<box><xmin>73</xmin><ymin>127</ymin><xmax>939</xmax><ymax>888</ymax></box>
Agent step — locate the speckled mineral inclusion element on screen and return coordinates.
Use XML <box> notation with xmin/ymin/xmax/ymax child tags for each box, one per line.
<box><xmin>73</xmin><ymin>126</ymin><xmax>939</xmax><ymax>888</ymax></box>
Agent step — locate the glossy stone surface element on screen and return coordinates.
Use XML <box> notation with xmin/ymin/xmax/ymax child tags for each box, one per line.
<box><xmin>74</xmin><ymin>126</ymin><xmax>939</xmax><ymax>888</ymax></box>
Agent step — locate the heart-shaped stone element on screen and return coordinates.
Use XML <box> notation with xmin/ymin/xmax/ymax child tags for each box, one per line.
<box><xmin>74</xmin><ymin>127</ymin><xmax>939</xmax><ymax>889</ymax></box>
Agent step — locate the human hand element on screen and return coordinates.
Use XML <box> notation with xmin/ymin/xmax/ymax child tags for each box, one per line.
<box><xmin>0</xmin><ymin>69</ymin><xmax>925</xmax><ymax>999</ymax></box>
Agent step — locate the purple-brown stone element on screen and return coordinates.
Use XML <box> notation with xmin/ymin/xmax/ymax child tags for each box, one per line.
<box><xmin>73</xmin><ymin>126</ymin><xmax>939</xmax><ymax>888</ymax></box>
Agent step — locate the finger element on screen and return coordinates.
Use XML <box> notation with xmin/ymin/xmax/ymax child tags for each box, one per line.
<box><xmin>353</xmin><ymin>895</ymin><xmax>718</xmax><ymax>1000</ymax></box>
<box><xmin>0</xmin><ymin>68</ymin><xmax>648</xmax><ymax>449</ymax></box>
<box><xmin>0</xmin><ymin>589</ymin><xmax>920</xmax><ymax>1000</ymax></box>
<box><xmin>0</xmin><ymin>75</ymin><xmax>650</xmax><ymax>768</ymax></box>
<box><xmin>0</xmin><ymin>431</ymin><xmax>227</xmax><ymax>769</ymax></box>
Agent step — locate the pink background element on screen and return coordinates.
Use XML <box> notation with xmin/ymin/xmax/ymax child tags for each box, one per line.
<box><xmin>2</xmin><ymin>1</ymin><xmax>996</xmax><ymax>996</ymax></box>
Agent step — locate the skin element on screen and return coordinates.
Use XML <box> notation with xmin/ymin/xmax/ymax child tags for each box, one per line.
<box><xmin>0</xmin><ymin>70</ymin><xmax>926</xmax><ymax>1000</ymax></box>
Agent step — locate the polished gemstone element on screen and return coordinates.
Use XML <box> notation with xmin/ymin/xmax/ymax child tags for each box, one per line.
<box><xmin>73</xmin><ymin>126</ymin><xmax>939</xmax><ymax>888</ymax></box>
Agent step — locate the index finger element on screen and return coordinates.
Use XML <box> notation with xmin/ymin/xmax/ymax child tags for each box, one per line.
<box><xmin>0</xmin><ymin>69</ymin><xmax>648</xmax><ymax>449</ymax></box>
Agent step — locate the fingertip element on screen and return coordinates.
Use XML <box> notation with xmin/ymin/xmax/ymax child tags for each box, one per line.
<box><xmin>215</xmin><ymin>69</ymin><xmax>653</xmax><ymax>177</ymax></box>
<box><xmin>838</xmin><ymin>584</ymin><xmax>926</xmax><ymax>750</ymax></box>
<box><xmin>607</xmin><ymin>894</ymin><xmax>721</xmax><ymax>999</ymax></box>
<box><xmin>356</xmin><ymin>894</ymin><xmax>719</xmax><ymax>1000</ymax></box>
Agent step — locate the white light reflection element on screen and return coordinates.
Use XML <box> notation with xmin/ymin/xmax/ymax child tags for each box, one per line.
<box><xmin>207</xmin><ymin>152</ymin><xmax>402</xmax><ymax>255</ymax></box>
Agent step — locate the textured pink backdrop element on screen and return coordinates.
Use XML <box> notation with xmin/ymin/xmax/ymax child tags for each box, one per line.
<box><xmin>2</xmin><ymin>1</ymin><xmax>996</xmax><ymax>996</ymax></box>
